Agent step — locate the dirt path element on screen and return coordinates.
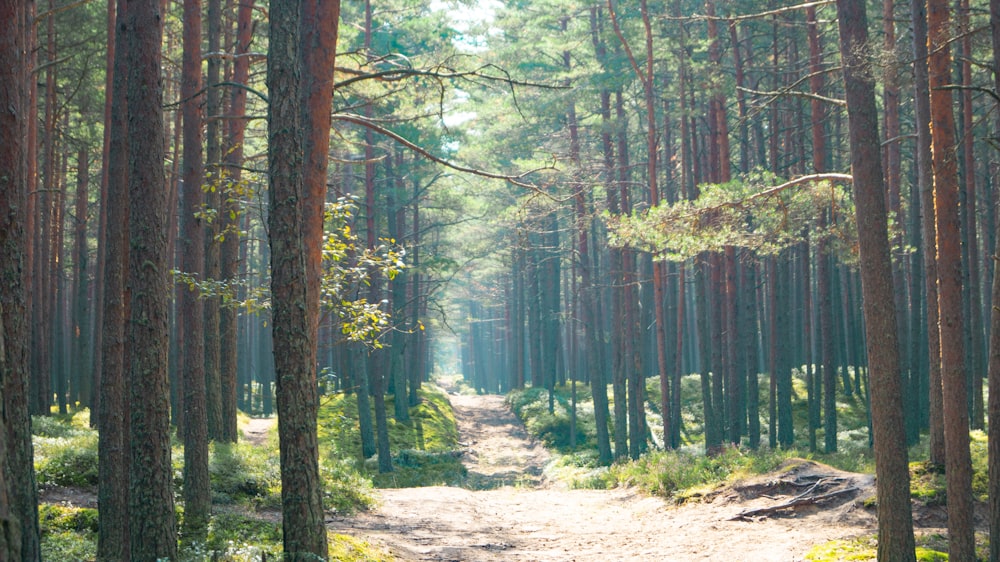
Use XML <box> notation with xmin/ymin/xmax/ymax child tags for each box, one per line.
<box><xmin>242</xmin><ymin>416</ymin><xmax>276</xmax><ymax>446</ymax></box>
<box><xmin>328</xmin><ymin>392</ymin><xmax>878</xmax><ymax>561</ymax></box>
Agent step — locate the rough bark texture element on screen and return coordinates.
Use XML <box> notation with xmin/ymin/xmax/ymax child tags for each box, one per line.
<box><xmin>97</xmin><ymin>0</ymin><xmax>131</xmax><ymax>558</ymax></box>
<box><xmin>834</xmin><ymin>0</ymin><xmax>917</xmax><ymax>559</ymax></box>
<box><xmin>0</xmin><ymin>1</ymin><xmax>40</xmax><ymax>557</ymax></box>
<box><xmin>125</xmin><ymin>0</ymin><xmax>177</xmax><ymax>558</ymax></box>
<box><xmin>267</xmin><ymin>1</ymin><xmax>329</xmax><ymax>557</ymax></box>
<box><xmin>180</xmin><ymin>0</ymin><xmax>210</xmax><ymax>542</ymax></box>
<box><xmin>0</xmin><ymin>344</ymin><xmax>18</xmax><ymax>559</ymax></box>
<box><xmin>927</xmin><ymin>0</ymin><xmax>975</xmax><ymax>557</ymax></box>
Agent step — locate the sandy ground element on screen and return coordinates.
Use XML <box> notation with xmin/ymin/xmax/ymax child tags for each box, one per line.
<box><xmin>327</xmin><ymin>392</ymin><xmax>880</xmax><ymax>561</ymax></box>
<box><xmin>241</xmin><ymin>416</ymin><xmax>276</xmax><ymax>446</ymax></box>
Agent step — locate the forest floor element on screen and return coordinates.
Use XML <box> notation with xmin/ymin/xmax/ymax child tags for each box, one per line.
<box><xmin>241</xmin><ymin>416</ymin><xmax>276</xmax><ymax>446</ymax></box>
<box><xmin>327</xmin><ymin>392</ymin><xmax>884</xmax><ymax>561</ymax></box>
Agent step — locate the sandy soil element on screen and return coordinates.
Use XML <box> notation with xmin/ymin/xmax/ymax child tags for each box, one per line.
<box><xmin>242</xmin><ymin>416</ymin><xmax>276</xmax><ymax>446</ymax></box>
<box><xmin>328</xmin><ymin>392</ymin><xmax>880</xmax><ymax>561</ymax></box>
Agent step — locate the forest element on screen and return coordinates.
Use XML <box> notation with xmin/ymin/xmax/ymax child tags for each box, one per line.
<box><xmin>3</xmin><ymin>0</ymin><xmax>1000</xmax><ymax>559</ymax></box>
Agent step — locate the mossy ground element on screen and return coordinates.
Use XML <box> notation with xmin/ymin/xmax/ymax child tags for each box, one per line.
<box><xmin>802</xmin><ymin>532</ymin><xmax>988</xmax><ymax>561</ymax></box>
<box><xmin>33</xmin><ymin>384</ymin><xmax>464</xmax><ymax>559</ymax></box>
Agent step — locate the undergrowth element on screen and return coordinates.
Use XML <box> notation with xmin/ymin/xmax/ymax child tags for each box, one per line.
<box><xmin>39</xmin><ymin>504</ymin><xmax>98</xmax><ymax>561</ymax></box>
<box><xmin>317</xmin><ymin>382</ymin><xmax>464</xmax><ymax>488</ymax></box>
<box><xmin>33</xmin><ymin>410</ymin><xmax>99</xmax><ymax>488</ymax></box>
<box><xmin>508</xmin><ymin>368</ymin><xmax>986</xmax><ymax>507</ymax></box>
<box><xmin>33</xmin><ymin>403</ymin><xmax>386</xmax><ymax>558</ymax></box>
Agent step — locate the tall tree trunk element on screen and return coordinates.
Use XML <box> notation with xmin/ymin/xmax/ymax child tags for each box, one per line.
<box><xmin>958</xmin><ymin>0</ymin><xmax>984</xmax><ymax>431</ymax></box>
<box><xmin>609</xmin><ymin>0</ymin><xmax>664</xmax><ymax>456</ymax></box>
<box><xmin>987</xmin><ymin>0</ymin><xmax>1000</xmax><ymax>554</ymax></box>
<box><xmin>179</xmin><ymin>0</ymin><xmax>210</xmax><ymax>541</ymax></box>
<box><xmin>219</xmin><ymin>0</ymin><xmax>256</xmax><ymax>444</ymax></box>
<box><xmin>34</xmin><ymin>0</ymin><xmax>58</xmax><ymax>416</ymax></box>
<box><xmin>835</xmin><ymin>0</ymin><xmax>917</xmax><ymax>558</ymax></box>
<box><xmin>50</xmin><ymin>138</ymin><xmax>67</xmax><ymax>415</ymax></box>
<box><xmin>0</xmin><ymin>0</ymin><xmax>41</xmax><ymax>556</ymax></box>
<box><xmin>927</xmin><ymin>0</ymin><xmax>975</xmax><ymax>556</ymax></box>
<box><xmin>361</xmin><ymin>0</ymin><xmax>393</xmax><ymax>475</ymax></box>
<box><xmin>301</xmin><ymin>0</ymin><xmax>340</xmax><ymax>379</ymax></box>
<box><xmin>775</xmin><ymin>254</ymin><xmax>793</xmax><ymax>448</ymax></box>
<box><xmin>24</xmin><ymin>0</ymin><xmax>38</xmax><ymax>421</ymax></box>
<box><xmin>575</xmin><ymin>163</ymin><xmax>612</xmax><ymax>465</ymax></box>
<box><xmin>267</xmin><ymin>0</ymin><xmax>327</xmax><ymax>560</ymax></box>
<box><xmin>806</xmin><ymin>6</ymin><xmax>837</xmax><ymax>454</ymax></box>
<box><xmin>409</xmin><ymin>174</ymin><xmax>424</xmax><ymax>404</ymax></box>
<box><xmin>387</xmin><ymin>150</ymin><xmax>409</xmax><ymax>423</ymax></box>
<box><xmin>97</xmin><ymin>0</ymin><xmax>131</xmax><ymax>558</ymax></box>
<box><xmin>72</xmin><ymin>148</ymin><xmax>91</xmax><ymax>409</ymax></box>
<box><xmin>203</xmin><ymin>0</ymin><xmax>224</xmax><ymax>443</ymax></box>
<box><xmin>126</xmin><ymin>0</ymin><xmax>177</xmax><ymax>557</ymax></box>
<box><xmin>267</xmin><ymin>0</ymin><xmax>329</xmax><ymax>557</ymax></box>
<box><xmin>742</xmin><ymin>257</ymin><xmax>760</xmax><ymax>449</ymax></box>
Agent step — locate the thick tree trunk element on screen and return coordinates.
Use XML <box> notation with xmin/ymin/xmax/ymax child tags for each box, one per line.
<box><xmin>0</xmin><ymin>1</ymin><xmax>41</xmax><ymax>556</ymax></box>
<box><xmin>301</xmin><ymin>0</ymin><xmax>340</xmax><ymax>375</ymax></box>
<box><xmin>126</xmin><ymin>0</ymin><xmax>177</xmax><ymax>558</ymax></box>
<box><xmin>0</xmin><ymin>4</ymin><xmax>26</xmax><ymax>557</ymax></box>
<box><xmin>926</xmin><ymin>0</ymin><xmax>975</xmax><ymax>556</ymax></box>
<box><xmin>97</xmin><ymin>1</ymin><xmax>131</xmax><ymax>559</ymax></box>
<box><xmin>267</xmin><ymin>0</ymin><xmax>329</xmax><ymax>557</ymax></box>
<box><xmin>835</xmin><ymin>0</ymin><xmax>917</xmax><ymax>558</ymax></box>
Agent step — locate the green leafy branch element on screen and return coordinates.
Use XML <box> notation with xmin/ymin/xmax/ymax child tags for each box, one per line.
<box><xmin>607</xmin><ymin>171</ymin><xmax>859</xmax><ymax>261</ymax></box>
<box><xmin>172</xmin><ymin>198</ymin><xmax>406</xmax><ymax>349</ymax></box>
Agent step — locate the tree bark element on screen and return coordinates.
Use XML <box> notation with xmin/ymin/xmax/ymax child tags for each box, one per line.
<box><xmin>97</xmin><ymin>1</ymin><xmax>131</xmax><ymax>559</ymax></box>
<box><xmin>126</xmin><ymin>0</ymin><xmax>177</xmax><ymax>558</ymax></box>
<box><xmin>203</xmin><ymin>0</ymin><xmax>224</xmax><ymax>443</ymax></box>
<box><xmin>926</xmin><ymin>0</ymin><xmax>975</xmax><ymax>556</ymax></box>
<box><xmin>180</xmin><ymin>0</ymin><xmax>210</xmax><ymax>542</ymax></box>
<box><xmin>0</xmin><ymin>0</ymin><xmax>41</xmax><ymax>556</ymax></box>
<box><xmin>301</xmin><ymin>0</ymin><xmax>340</xmax><ymax>382</ymax></box>
<box><xmin>267</xmin><ymin>0</ymin><xmax>329</xmax><ymax>556</ymax></box>
<box><xmin>835</xmin><ymin>0</ymin><xmax>917</xmax><ymax>557</ymax></box>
